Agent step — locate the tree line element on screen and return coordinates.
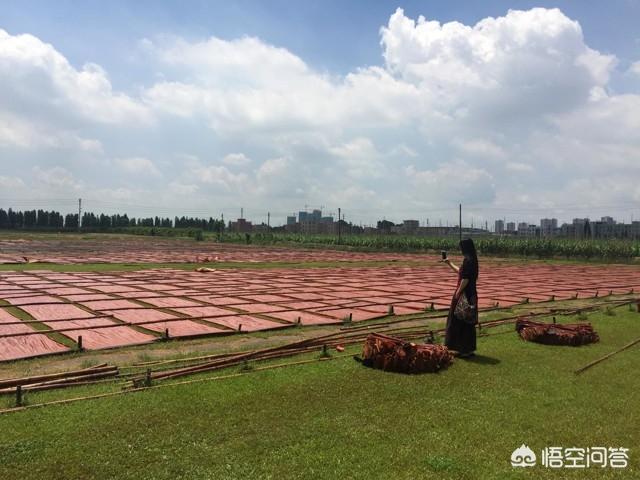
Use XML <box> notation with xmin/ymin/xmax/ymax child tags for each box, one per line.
<box><xmin>0</xmin><ymin>208</ymin><xmax>224</xmax><ymax>232</ymax></box>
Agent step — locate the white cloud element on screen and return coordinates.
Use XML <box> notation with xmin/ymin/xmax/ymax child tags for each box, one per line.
<box><xmin>628</xmin><ymin>61</ymin><xmax>640</xmax><ymax>77</ymax></box>
<box><xmin>169</xmin><ymin>181</ymin><xmax>199</xmax><ymax>195</ymax></box>
<box><xmin>194</xmin><ymin>164</ymin><xmax>248</xmax><ymax>191</ymax></box>
<box><xmin>0</xmin><ymin>111</ymin><xmax>102</xmax><ymax>151</ymax></box>
<box><xmin>256</xmin><ymin>157</ymin><xmax>289</xmax><ymax>180</ymax></box>
<box><xmin>455</xmin><ymin>139</ymin><xmax>506</xmax><ymax>160</ymax></box>
<box><xmin>505</xmin><ymin>162</ymin><xmax>534</xmax><ymax>173</ymax></box>
<box><xmin>0</xmin><ymin>29</ymin><xmax>152</xmax><ymax>126</ymax></box>
<box><xmin>380</xmin><ymin>7</ymin><xmax>616</xmax><ymax>124</ymax></box>
<box><xmin>329</xmin><ymin>137</ymin><xmax>386</xmax><ymax>179</ymax></box>
<box><xmin>222</xmin><ymin>153</ymin><xmax>251</xmax><ymax>166</ymax></box>
<box><xmin>113</xmin><ymin>157</ymin><xmax>161</xmax><ymax>176</ymax></box>
<box><xmin>405</xmin><ymin>161</ymin><xmax>495</xmax><ymax>204</ymax></box>
<box><xmin>0</xmin><ymin>175</ymin><xmax>25</xmax><ymax>189</ymax></box>
<box><xmin>32</xmin><ymin>166</ymin><xmax>84</xmax><ymax>191</ymax></box>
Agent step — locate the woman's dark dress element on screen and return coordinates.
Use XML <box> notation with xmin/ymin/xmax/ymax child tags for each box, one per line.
<box><xmin>445</xmin><ymin>256</ymin><xmax>478</xmax><ymax>354</ymax></box>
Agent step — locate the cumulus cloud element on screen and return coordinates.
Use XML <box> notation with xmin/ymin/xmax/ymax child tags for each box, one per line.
<box><xmin>329</xmin><ymin>137</ymin><xmax>386</xmax><ymax>179</ymax></box>
<box><xmin>194</xmin><ymin>164</ymin><xmax>248</xmax><ymax>191</ymax></box>
<box><xmin>0</xmin><ymin>111</ymin><xmax>102</xmax><ymax>151</ymax></box>
<box><xmin>0</xmin><ymin>29</ymin><xmax>151</xmax><ymax>127</ymax></box>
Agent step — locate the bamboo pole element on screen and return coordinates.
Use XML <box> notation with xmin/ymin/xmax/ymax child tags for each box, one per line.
<box><xmin>0</xmin><ymin>370</ymin><xmax>120</xmax><ymax>395</ymax></box>
<box><xmin>574</xmin><ymin>336</ymin><xmax>640</xmax><ymax>375</ymax></box>
<box><xmin>0</xmin><ymin>364</ymin><xmax>113</xmax><ymax>389</ymax></box>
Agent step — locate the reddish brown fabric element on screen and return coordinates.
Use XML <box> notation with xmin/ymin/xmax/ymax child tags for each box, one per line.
<box><xmin>516</xmin><ymin>319</ymin><xmax>599</xmax><ymax>346</ymax></box>
<box><xmin>362</xmin><ymin>333</ymin><xmax>453</xmax><ymax>373</ymax></box>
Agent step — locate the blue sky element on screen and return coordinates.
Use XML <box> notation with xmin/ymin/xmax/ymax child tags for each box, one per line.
<box><xmin>1</xmin><ymin>1</ymin><xmax>639</xmax><ymax>226</ymax></box>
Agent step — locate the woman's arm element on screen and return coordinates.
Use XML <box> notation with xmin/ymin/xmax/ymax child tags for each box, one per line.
<box><xmin>442</xmin><ymin>258</ymin><xmax>459</xmax><ymax>273</ymax></box>
<box><xmin>454</xmin><ymin>278</ymin><xmax>469</xmax><ymax>299</ymax></box>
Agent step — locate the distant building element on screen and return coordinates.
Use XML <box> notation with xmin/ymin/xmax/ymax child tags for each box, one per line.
<box><xmin>573</xmin><ymin>218</ymin><xmax>591</xmax><ymax>238</ymax></box>
<box><xmin>540</xmin><ymin>218</ymin><xmax>558</xmax><ymax>237</ymax></box>
<box><xmin>402</xmin><ymin>220</ymin><xmax>419</xmax><ymax>234</ymax></box>
<box><xmin>310</xmin><ymin>209</ymin><xmax>322</xmax><ymax>222</ymax></box>
<box><xmin>287</xmin><ymin>216</ymin><xmax>296</xmax><ymax>225</ymax></box>
<box><xmin>300</xmin><ymin>220</ymin><xmax>320</xmax><ymax>234</ymax></box>
<box><xmin>495</xmin><ymin>220</ymin><xmax>504</xmax><ymax>234</ymax></box>
<box><xmin>506</xmin><ymin>222</ymin><xmax>516</xmax><ymax>233</ymax></box>
<box><xmin>229</xmin><ymin>218</ymin><xmax>252</xmax><ymax>233</ymax></box>
<box><xmin>517</xmin><ymin>223</ymin><xmax>538</xmax><ymax>237</ymax></box>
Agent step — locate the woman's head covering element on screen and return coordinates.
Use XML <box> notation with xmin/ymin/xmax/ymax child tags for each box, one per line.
<box><xmin>459</xmin><ymin>238</ymin><xmax>478</xmax><ymax>263</ymax></box>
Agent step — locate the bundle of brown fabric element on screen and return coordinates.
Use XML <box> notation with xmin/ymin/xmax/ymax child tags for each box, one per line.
<box><xmin>361</xmin><ymin>333</ymin><xmax>453</xmax><ymax>373</ymax></box>
<box><xmin>515</xmin><ymin>318</ymin><xmax>599</xmax><ymax>346</ymax></box>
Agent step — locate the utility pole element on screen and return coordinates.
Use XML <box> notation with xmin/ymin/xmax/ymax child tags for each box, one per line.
<box><xmin>459</xmin><ymin>203</ymin><xmax>462</xmax><ymax>241</ymax></box>
<box><xmin>78</xmin><ymin>198</ymin><xmax>82</xmax><ymax>232</ymax></box>
<box><xmin>267</xmin><ymin>212</ymin><xmax>270</xmax><ymax>228</ymax></box>
<box><xmin>338</xmin><ymin>207</ymin><xmax>341</xmax><ymax>244</ymax></box>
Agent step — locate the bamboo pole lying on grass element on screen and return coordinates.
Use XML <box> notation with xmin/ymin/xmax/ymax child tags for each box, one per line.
<box><xmin>574</xmin><ymin>336</ymin><xmax>640</xmax><ymax>375</ymax></box>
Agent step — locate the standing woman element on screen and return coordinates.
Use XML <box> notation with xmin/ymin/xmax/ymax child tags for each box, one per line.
<box><xmin>442</xmin><ymin>238</ymin><xmax>479</xmax><ymax>357</ymax></box>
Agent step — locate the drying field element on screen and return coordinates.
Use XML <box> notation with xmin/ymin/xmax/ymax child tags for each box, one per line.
<box><xmin>1</xmin><ymin>261</ymin><xmax>639</xmax><ymax>363</ymax></box>
<box><xmin>0</xmin><ymin>235</ymin><xmax>427</xmax><ymax>264</ymax></box>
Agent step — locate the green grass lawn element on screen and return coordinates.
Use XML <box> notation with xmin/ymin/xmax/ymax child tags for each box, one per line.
<box><xmin>0</xmin><ymin>310</ymin><xmax>638</xmax><ymax>480</ymax></box>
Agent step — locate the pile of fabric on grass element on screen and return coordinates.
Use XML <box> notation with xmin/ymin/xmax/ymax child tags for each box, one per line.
<box><xmin>361</xmin><ymin>333</ymin><xmax>453</xmax><ymax>373</ymax></box>
<box><xmin>516</xmin><ymin>318</ymin><xmax>599</xmax><ymax>346</ymax></box>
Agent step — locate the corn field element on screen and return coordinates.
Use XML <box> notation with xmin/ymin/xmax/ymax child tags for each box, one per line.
<box><xmin>218</xmin><ymin>233</ymin><xmax>640</xmax><ymax>260</ymax></box>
